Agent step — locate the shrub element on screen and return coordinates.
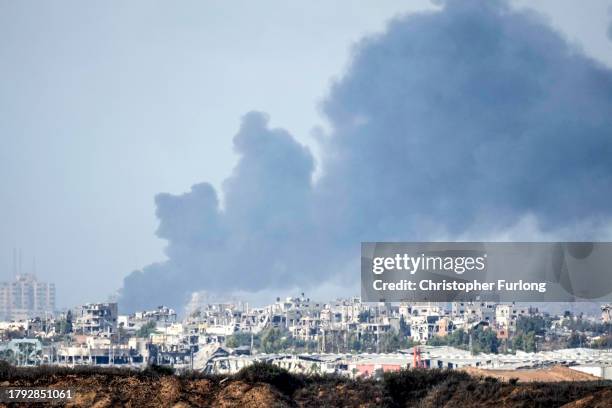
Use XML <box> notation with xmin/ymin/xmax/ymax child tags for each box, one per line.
<box><xmin>234</xmin><ymin>362</ymin><xmax>304</xmax><ymax>396</ymax></box>
<box><xmin>144</xmin><ymin>364</ymin><xmax>175</xmax><ymax>376</ymax></box>
<box><xmin>382</xmin><ymin>368</ymin><xmax>471</xmax><ymax>406</ymax></box>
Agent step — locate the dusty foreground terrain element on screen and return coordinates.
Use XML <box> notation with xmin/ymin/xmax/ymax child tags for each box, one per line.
<box><xmin>0</xmin><ymin>362</ymin><xmax>611</xmax><ymax>408</ymax></box>
<box><xmin>462</xmin><ymin>365</ymin><xmax>601</xmax><ymax>383</ymax></box>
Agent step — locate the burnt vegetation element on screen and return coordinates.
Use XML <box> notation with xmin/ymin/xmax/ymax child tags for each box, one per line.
<box><xmin>0</xmin><ymin>361</ymin><xmax>611</xmax><ymax>407</ymax></box>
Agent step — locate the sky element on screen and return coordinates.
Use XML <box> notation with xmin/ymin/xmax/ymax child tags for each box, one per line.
<box><xmin>1</xmin><ymin>0</ymin><xmax>612</xmax><ymax>309</ymax></box>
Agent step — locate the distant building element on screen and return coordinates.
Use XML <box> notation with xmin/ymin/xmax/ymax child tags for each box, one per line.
<box><xmin>451</xmin><ymin>302</ymin><xmax>495</xmax><ymax>322</ymax></box>
<box><xmin>495</xmin><ymin>303</ymin><xmax>536</xmax><ymax>333</ymax></box>
<box><xmin>0</xmin><ymin>274</ymin><xmax>56</xmax><ymax>321</ymax></box>
<box><xmin>437</xmin><ymin>317</ymin><xmax>455</xmax><ymax>337</ymax></box>
<box><xmin>134</xmin><ymin>306</ymin><xmax>177</xmax><ymax>325</ymax></box>
<box><xmin>118</xmin><ymin>306</ymin><xmax>177</xmax><ymax>333</ymax></box>
<box><xmin>74</xmin><ymin>302</ymin><xmax>118</xmax><ymax>336</ymax></box>
<box><xmin>411</xmin><ymin>315</ymin><xmax>441</xmax><ymax>343</ymax></box>
<box><xmin>602</xmin><ymin>304</ymin><xmax>611</xmax><ymax>323</ymax></box>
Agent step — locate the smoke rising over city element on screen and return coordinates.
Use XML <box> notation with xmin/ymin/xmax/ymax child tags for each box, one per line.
<box><xmin>120</xmin><ymin>0</ymin><xmax>612</xmax><ymax>311</ymax></box>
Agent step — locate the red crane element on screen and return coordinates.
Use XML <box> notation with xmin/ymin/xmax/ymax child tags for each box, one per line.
<box><xmin>412</xmin><ymin>345</ymin><xmax>423</xmax><ymax>368</ymax></box>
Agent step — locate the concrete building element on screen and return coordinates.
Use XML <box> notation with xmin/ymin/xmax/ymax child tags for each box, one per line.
<box><xmin>411</xmin><ymin>315</ymin><xmax>441</xmax><ymax>343</ymax></box>
<box><xmin>0</xmin><ymin>274</ymin><xmax>55</xmax><ymax>321</ymax></box>
<box><xmin>495</xmin><ymin>303</ymin><xmax>536</xmax><ymax>334</ymax></box>
<box><xmin>118</xmin><ymin>305</ymin><xmax>177</xmax><ymax>333</ymax></box>
<box><xmin>601</xmin><ymin>304</ymin><xmax>611</xmax><ymax>323</ymax></box>
<box><xmin>437</xmin><ymin>317</ymin><xmax>455</xmax><ymax>337</ymax></box>
<box><xmin>74</xmin><ymin>303</ymin><xmax>118</xmax><ymax>336</ymax></box>
<box><xmin>56</xmin><ymin>336</ymin><xmax>133</xmax><ymax>365</ymax></box>
<box><xmin>451</xmin><ymin>302</ymin><xmax>495</xmax><ymax>322</ymax></box>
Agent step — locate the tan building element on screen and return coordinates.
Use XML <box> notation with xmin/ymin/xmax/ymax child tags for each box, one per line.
<box><xmin>437</xmin><ymin>317</ymin><xmax>454</xmax><ymax>337</ymax></box>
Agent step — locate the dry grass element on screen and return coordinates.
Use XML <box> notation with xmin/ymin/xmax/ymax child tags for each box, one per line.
<box><xmin>0</xmin><ymin>361</ymin><xmax>610</xmax><ymax>407</ymax></box>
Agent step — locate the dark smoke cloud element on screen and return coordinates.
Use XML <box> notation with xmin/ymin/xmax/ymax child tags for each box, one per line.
<box><xmin>121</xmin><ymin>112</ymin><xmax>324</xmax><ymax>311</ymax></box>
<box><xmin>317</xmin><ymin>0</ymin><xmax>612</xmax><ymax>239</ymax></box>
<box><xmin>120</xmin><ymin>0</ymin><xmax>612</xmax><ymax>311</ymax></box>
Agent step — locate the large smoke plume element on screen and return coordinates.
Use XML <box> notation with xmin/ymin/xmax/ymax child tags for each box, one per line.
<box><xmin>120</xmin><ymin>0</ymin><xmax>612</xmax><ymax>311</ymax></box>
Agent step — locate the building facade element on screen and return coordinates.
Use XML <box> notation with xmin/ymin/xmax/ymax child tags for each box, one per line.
<box><xmin>73</xmin><ymin>303</ymin><xmax>118</xmax><ymax>336</ymax></box>
<box><xmin>0</xmin><ymin>274</ymin><xmax>56</xmax><ymax>321</ymax></box>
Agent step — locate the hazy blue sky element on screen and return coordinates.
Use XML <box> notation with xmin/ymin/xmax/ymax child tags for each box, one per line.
<box><xmin>1</xmin><ymin>0</ymin><xmax>612</xmax><ymax>308</ymax></box>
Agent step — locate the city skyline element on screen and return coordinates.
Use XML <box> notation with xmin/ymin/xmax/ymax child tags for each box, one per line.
<box><xmin>2</xmin><ymin>1</ymin><xmax>612</xmax><ymax>404</ymax></box>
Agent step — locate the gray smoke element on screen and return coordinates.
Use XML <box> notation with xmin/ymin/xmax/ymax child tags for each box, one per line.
<box><xmin>120</xmin><ymin>0</ymin><xmax>612</xmax><ymax>311</ymax></box>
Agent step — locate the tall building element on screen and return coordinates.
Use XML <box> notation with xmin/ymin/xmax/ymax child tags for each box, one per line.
<box><xmin>0</xmin><ymin>274</ymin><xmax>56</xmax><ymax>321</ymax></box>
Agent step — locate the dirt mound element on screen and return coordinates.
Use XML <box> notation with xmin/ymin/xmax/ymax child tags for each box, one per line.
<box><xmin>215</xmin><ymin>381</ymin><xmax>290</xmax><ymax>408</ymax></box>
<box><xmin>294</xmin><ymin>381</ymin><xmax>386</xmax><ymax>407</ymax></box>
<box><xmin>560</xmin><ymin>389</ymin><xmax>612</xmax><ymax>408</ymax></box>
<box><xmin>0</xmin><ymin>363</ymin><xmax>610</xmax><ymax>407</ymax></box>
<box><xmin>463</xmin><ymin>365</ymin><xmax>600</xmax><ymax>382</ymax></box>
